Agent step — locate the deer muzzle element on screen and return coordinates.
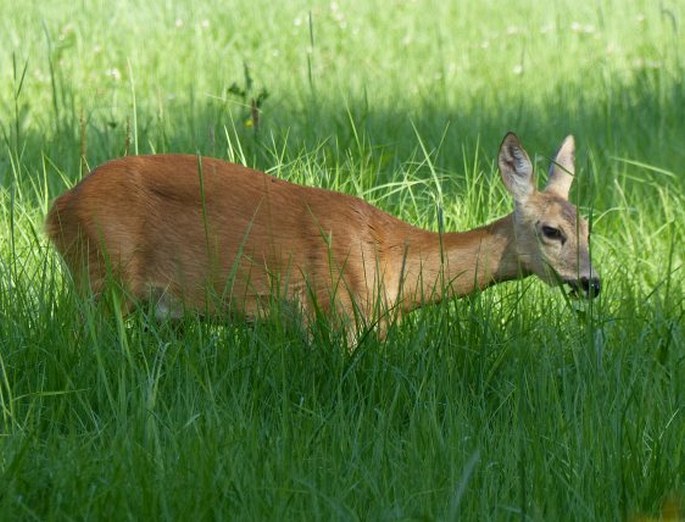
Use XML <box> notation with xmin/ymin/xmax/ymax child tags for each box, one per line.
<box><xmin>567</xmin><ymin>276</ymin><xmax>601</xmax><ymax>299</ymax></box>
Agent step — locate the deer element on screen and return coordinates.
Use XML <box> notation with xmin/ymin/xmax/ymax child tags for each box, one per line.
<box><xmin>46</xmin><ymin>132</ymin><xmax>600</xmax><ymax>339</ymax></box>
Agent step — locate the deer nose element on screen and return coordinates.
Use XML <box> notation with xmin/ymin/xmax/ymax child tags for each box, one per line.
<box><xmin>581</xmin><ymin>277</ymin><xmax>601</xmax><ymax>298</ymax></box>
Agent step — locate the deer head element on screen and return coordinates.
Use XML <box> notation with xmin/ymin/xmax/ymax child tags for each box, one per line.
<box><xmin>498</xmin><ymin>132</ymin><xmax>600</xmax><ymax>298</ymax></box>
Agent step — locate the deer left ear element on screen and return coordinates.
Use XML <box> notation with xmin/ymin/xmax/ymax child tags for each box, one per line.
<box><xmin>545</xmin><ymin>135</ymin><xmax>575</xmax><ymax>199</ymax></box>
<box><xmin>498</xmin><ymin>132</ymin><xmax>535</xmax><ymax>203</ymax></box>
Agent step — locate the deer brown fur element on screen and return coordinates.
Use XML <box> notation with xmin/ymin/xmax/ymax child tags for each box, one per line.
<box><xmin>46</xmin><ymin>133</ymin><xmax>600</xmax><ymax>335</ymax></box>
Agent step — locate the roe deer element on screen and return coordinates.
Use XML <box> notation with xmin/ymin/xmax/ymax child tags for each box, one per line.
<box><xmin>46</xmin><ymin>133</ymin><xmax>600</xmax><ymax>336</ymax></box>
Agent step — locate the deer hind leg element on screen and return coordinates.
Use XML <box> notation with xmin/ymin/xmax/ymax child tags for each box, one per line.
<box><xmin>74</xmin><ymin>240</ymin><xmax>146</xmax><ymax>318</ymax></box>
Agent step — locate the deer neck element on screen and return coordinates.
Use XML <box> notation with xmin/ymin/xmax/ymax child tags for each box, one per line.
<box><xmin>396</xmin><ymin>214</ymin><xmax>526</xmax><ymax>311</ymax></box>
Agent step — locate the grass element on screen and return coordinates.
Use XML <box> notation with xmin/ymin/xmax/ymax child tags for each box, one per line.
<box><xmin>1</xmin><ymin>0</ymin><xmax>684</xmax><ymax>520</ymax></box>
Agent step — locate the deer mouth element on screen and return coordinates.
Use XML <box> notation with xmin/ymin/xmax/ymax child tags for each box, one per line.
<box><xmin>566</xmin><ymin>277</ymin><xmax>601</xmax><ymax>299</ymax></box>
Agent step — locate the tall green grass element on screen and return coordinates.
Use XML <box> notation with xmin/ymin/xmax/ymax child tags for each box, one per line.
<box><xmin>1</xmin><ymin>0</ymin><xmax>684</xmax><ymax>520</ymax></box>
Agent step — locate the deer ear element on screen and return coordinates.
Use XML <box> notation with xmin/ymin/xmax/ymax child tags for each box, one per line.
<box><xmin>498</xmin><ymin>132</ymin><xmax>535</xmax><ymax>202</ymax></box>
<box><xmin>545</xmin><ymin>135</ymin><xmax>575</xmax><ymax>199</ymax></box>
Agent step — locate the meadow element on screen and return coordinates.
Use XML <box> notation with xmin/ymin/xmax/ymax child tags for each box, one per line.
<box><xmin>1</xmin><ymin>0</ymin><xmax>684</xmax><ymax>519</ymax></box>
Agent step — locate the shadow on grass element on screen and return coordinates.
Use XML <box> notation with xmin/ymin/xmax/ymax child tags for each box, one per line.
<box><xmin>3</xmin><ymin>65</ymin><xmax>684</xmax><ymax>214</ymax></box>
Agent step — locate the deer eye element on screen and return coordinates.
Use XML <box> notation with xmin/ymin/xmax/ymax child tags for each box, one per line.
<box><xmin>541</xmin><ymin>225</ymin><xmax>565</xmax><ymax>243</ymax></box>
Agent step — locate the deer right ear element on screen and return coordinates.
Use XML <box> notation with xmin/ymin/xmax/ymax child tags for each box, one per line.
<box><xmin>545</xmin><ymin>135</ymin><xmax>575</xmax><ymax>199</ymax></box>
<box><xmin>498</xmin><ymin>132</ymin><xmax>535</xmax><ymax>202</ymax></box>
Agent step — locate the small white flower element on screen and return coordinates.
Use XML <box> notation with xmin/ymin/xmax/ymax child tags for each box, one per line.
<box><xmin>605</xmin><ymin>43</ymin><xmax>618</xmax><ymax>55</ymax></box>
<box><xmin>106</xmin><ymin>68</ymin><xmax>122</xmax><ymax>81</ymax></box>
<box><xmin>571</xmin><ymin>21</ymin><xmax>596</xmax><ymax>34</ymax></box>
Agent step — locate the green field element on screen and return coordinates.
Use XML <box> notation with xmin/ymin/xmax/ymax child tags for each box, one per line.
<box><xmin>1</xmin><ymin>0</ymin><xmax>684</xmax><ymax>519</ymax></box>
